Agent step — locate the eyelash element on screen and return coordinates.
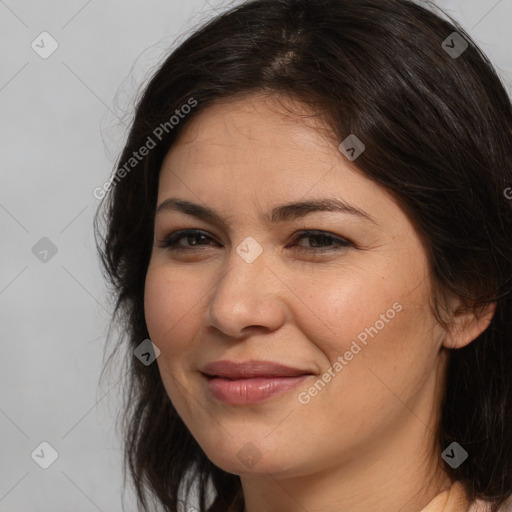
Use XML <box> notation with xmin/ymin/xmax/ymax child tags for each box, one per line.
<box><xmin>157</xmin><ymin>229</ymin><xmax>352</xmax><ymax>254</ymax></box>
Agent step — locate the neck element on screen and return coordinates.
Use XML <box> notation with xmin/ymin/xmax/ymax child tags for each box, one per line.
<box><xmin>238</xmin><ymin>437</ymin><xmax>452</xmax><ymax>512</ymax></box>
<box><xmin>239</xmin><ymin>465</ymin><xmax>452</xmax><ymax>512</ymax></box>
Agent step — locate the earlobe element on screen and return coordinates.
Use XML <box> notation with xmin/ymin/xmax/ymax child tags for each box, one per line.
<box><xmin>442</xmin><ymin>300</ymin><xmax>497</xmax><ymax>350</ymax></box>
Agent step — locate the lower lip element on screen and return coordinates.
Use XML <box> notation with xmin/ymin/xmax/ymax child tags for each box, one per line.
<box><xmin>204</xmin><ymin>374</ymin><xmax>312</xmax><ymax>405</ymax></box>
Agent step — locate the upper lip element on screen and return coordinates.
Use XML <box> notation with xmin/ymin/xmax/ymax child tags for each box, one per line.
<box><xmin>201</xmin><ymin>360</ymin><xmax>314</xmax><ymax>379</ymax></box>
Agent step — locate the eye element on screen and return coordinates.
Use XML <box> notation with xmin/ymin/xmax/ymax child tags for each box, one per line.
<box><xmin>157</xmin><ymin>229</ymin><xmax>220</xmax><ymax>250</ymax></box>
<box><xmin>157</xmin><ymin>229</ymin><xmax>352</xmax><ymax>254</ymax></box>
<box><xmin>289</xmin><ymin>230</ymin><xmax>352</xmax><ymax>253</ymax></box>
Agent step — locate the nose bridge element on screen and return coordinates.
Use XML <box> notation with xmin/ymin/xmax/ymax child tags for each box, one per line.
<box><xmin>206</xmin><ymin>238</ymin><xmax>283</xmax><ymax>336</ymax></box>
<box><xmin>219</xmin><ymin>234</ymin><xmax>268</xmax><ymax>294</ymax></box>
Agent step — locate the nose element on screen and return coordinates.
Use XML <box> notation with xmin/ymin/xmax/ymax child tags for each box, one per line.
<box><xmin>205</xmin><ymin>244</ymin><xmax>286</xmax><ymax>338</ymax></box>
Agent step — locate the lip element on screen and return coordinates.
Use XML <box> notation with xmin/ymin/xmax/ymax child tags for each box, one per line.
<box><xmin>201</xmin><ymin>360</ymin><xmax>315</xmax><ymax>405</ymax></box>
<box><xmin>201</xmin><ymin>359</ymin><xmax>313</xmax><ymax>379</ymax></box>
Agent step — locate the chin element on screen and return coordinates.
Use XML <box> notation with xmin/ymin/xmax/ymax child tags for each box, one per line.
<box><xmin>201</xmin><ymin>442</ymin><xmax>310</xmax><ymax>479</ymax></box>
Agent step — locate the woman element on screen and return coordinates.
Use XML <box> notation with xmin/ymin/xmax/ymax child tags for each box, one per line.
<box><xmin>95</xmin><ymin>0</ymin><xmax>512</xmax><ymax>511</ymax></box>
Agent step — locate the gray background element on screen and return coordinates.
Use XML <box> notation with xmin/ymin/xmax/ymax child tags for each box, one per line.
<box><xmin>1</xmin><ymin>1</ymin><xmax>511</xmax><ymax>511</ymax></box>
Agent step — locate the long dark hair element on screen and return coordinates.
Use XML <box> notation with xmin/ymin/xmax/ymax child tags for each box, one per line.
<box><xmin>94</xmin><ymin>0</ymin><xmax>512</xmax><ymax>510</ymax></box>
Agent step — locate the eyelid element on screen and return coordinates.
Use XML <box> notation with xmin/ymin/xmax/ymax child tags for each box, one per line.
<box><xmin>292</xmin><ymin>229</ymin><xmax>351</xmax><ymax>244</ymax></box>
<box><xmin>290</xmin><ymin>231</ymin><xmax>352</xmax><ymax>254</ymax></box>
<box><xmin>156</xmin><ymin>229</ymin><xmax>221</xmax><ymax>249</ymax></box>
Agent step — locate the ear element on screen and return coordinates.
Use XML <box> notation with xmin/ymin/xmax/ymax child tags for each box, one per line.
<box><xmin>442</xmin><ymin>297</ymin><xmax>497</xmax><ymax>350</ymax></box>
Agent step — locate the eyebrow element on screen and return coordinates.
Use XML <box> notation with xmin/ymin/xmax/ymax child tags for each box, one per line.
<box><xmin>155</xmin><ymin>197</ymin><xmax>376</xmax><ymax>226</ymax></box>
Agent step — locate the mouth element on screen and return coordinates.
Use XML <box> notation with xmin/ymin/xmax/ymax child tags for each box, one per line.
<box><xmin>201</xmin><ymin>359</ymin><xmax>314</xmax><ymax>379</ymax></box>
<box><xmin>200</xmin><ymin>360</ymin><xmax>315</xmax><ymax>405</ymax></box>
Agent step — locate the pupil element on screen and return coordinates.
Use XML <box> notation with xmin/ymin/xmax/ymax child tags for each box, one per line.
<box><xmin>312</xmin><ymin>235</ymin><xmax>327</xmax><ymax>247</ymax></box>
<box><xmin>189</xmin><ymin>234</ymin><xmax>201</xmax><ymax>246</ymax></box>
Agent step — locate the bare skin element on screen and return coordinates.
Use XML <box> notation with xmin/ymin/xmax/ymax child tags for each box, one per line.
<box><xmin>144</xmin><ymin>93</ymin><xmax>495</xmax><ymax>512</ymax></box>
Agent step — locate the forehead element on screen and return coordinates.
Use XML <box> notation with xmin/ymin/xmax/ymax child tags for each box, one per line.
<box><xmin>166</xmin><ymin>94</ymin><xmax>335</xmax><ymax>162</ymax></box>
<box><xmin>160</xmin><ymin>95</ymin><xmax>363</xmax><ymax>192</ymax></box>
<box><xmin>157</xmin><ymin>94</ymin><xmax>405</xmax><ymax>232</ymax></box>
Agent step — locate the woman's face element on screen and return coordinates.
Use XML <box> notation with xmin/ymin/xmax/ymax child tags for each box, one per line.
<box><xmin>144</xmin><ymin>94</ymin><xmax>448</xmax><ymax>479</ymax></box>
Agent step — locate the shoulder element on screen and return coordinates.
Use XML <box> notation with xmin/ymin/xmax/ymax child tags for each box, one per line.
<box><xmin>469</xmin><ymin>497</ymin><xmax>512</xmax><ymax>512</ymax></box>
<box><xmin>468</xmin><ymin>499</ymin><xmax>492</xmax><ymax>512</ymax></box>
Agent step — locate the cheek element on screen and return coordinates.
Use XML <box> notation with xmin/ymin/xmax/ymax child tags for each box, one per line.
<box><xmin>290</xmin><ymin>260</ymin><xmax>435</xmax><ymax>369</ymax></box>
<box><xmin>144</xmin><ymin>265</ymin><xmax>205</xmax><ymax>357</ymax></box>
<box><xmin>289</xmin><ymin>273</ymin><xmax>439</xmax><ymax>442</ymax></box>
<box><xmin>289</xmin><ymin>267</ymin><xmax>399</xmax><ymax>348</ymax></box>
<box><xmin>143</xmin><ymin>265</ymin><xmax>206</xmax><ymax>417</ymax></box>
